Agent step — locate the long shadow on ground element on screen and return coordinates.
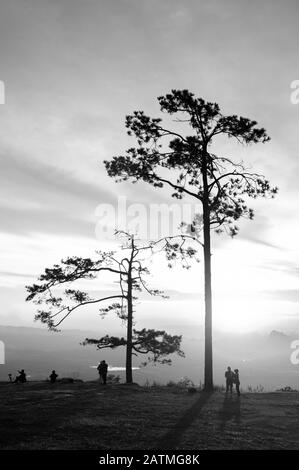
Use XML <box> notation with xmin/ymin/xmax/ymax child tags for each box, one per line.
<box><xmin>219</xmin><ymin>393</ymin><xmax>241</xmax><ymax>431</ymax></box>
<box><xmin>157</xmin><ymin>391</ymin><xmax>213</xmax><ymax>449</ymax></box>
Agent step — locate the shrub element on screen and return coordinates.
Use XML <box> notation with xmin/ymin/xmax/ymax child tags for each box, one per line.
<box><xmin>107</xmin><ymin>374</ymin><xmax>121</xmax><ymax>384</ymax></box>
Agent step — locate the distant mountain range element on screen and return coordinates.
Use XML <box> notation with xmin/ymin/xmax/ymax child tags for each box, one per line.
<box><xmin>0</xmin><ymin>325</ymin><xmax>299</xmax><ymax>390</ymax></box>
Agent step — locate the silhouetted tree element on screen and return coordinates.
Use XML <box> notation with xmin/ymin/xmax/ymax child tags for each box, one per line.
<box><xmin>105</xmin><ymin>90</ymin><xmax>278</xmax><ymax>390</ymax></box>
<box><xmin>26</xmin><ymin>231</ymin><xmax>184</xmax><ymax>383</ymax></box>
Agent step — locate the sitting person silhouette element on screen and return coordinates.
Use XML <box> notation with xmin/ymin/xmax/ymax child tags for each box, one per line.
<box><xmin>234</xmin><ymin>369</ymin><xmax>241</xmax><ymax>396</ymax></box>
<box><xmin>15</xmin><ymin>369</ymin><xmax>27</xmax><ymax>383</ymax></box>
<box><xmin>49</xmin><ymin>370</ymin><xmax>58</xmax><ymax>384</ymax></box>
<box><xmin>97</xmin><ymin>360</ymin><xmax>108</xmax><ymax>385</ymax></box>
<box><xmin>225</xmin><ymin>366</ymin><xmax>234</xmax><ymax>393</ymax></box>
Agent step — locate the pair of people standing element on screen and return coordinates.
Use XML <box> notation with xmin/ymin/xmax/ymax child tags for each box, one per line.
<box><xmin>225</xmin><ymin>366</ymin><xmax>240</xmax><ymax>395</ymax></box>
<box><xmin>97</xmin><ymin>360</ymin><xmax>108</xmax><ymax>384</ymax></box>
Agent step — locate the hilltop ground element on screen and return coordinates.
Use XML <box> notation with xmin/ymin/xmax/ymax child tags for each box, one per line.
<box><xmin>1</xmin><ymin>381</ymin><xmax>299</xmax><ymax>450</ymax></box>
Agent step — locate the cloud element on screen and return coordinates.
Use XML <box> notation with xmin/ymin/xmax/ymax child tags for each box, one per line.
<box><xmin>0</xmin><ymin>271</ymin><xmax>34</xmax><ymax>279</ymax></box>
<box><xmin>261</xmin><ymin>260</ymin><xmax>299</xmax><ymax>278</ymax></box>
<box><xmin>261</xmin><ymin>289</ymin><xmax>299</xmax><ymax>303</ymax></box>
<box><xmin>0</xmin><ymin>149</ymin><xmax>114</xmax><ymax>236</ymax></box>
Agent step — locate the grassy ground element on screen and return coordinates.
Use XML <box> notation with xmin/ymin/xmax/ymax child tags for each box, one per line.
<box><xmin>1</xmin><ymin>381</ymin><xmax>299</xmax><ymax>450</ymax></box>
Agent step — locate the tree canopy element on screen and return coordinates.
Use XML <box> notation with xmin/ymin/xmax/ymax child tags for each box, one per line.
<box><xmin>105</xmin><ymin>89</ymin><xmax>277</xmax><ymax>238</ymax></box>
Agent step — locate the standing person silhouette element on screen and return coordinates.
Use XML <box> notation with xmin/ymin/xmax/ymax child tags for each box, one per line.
<box><xmin>49</xmin><ymin>370</ymin><xmax>58</xmax><ymax>384</ymax></box>
<box><xmin>225</xmin><ymin>366</ymin><xmax>234</xmax><ymax>393</ymax></box>
<box><xmin>97</xmin><ymin>360</ymin><xmax>108</xmax><ymax>385</ymax></box>
<box><xmin>234</xmin><ymin>369</ymin><xmax>241</xmax><ymax>396</ymax></box>
<box><xmin>15</xmin><ymin>369</ymin><xmax>27</xmax><ymax>383</ymax></box>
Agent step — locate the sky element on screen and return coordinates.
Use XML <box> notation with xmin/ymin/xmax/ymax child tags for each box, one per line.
<box><xmin>0</xmin><ymin>0</ymin><xmax>299</xmax><ymax>336</ymax></box>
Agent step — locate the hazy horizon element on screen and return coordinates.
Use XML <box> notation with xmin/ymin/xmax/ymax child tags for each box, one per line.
<box><xmin>1</xmin><ymin>324</ymin><xmax>298</xmax><ymax>391</ymax></box>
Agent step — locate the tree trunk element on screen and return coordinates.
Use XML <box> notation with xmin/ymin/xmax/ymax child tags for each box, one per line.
<box><xmin>202</xmin><ymin>152</ymin><xmax>213</xmax><ymax>391</ymax></box>
<box><xmin>126</xmin><ymin>259</ymin><xmax>133</xmax><ymax>384</ymax></box>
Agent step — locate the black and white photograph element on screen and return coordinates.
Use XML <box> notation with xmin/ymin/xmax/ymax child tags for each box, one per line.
<box><xmin>0</xmin><ymin>0</ymin><xmax>299</xmax><ymax>463</ymax></box>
